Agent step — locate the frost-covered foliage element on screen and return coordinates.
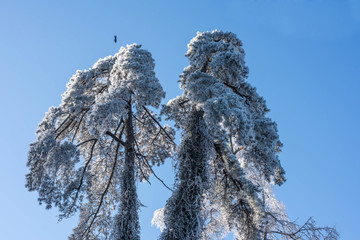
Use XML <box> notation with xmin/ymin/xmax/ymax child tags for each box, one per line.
<box><xmin>152</xmin><ymin>208</ymin><xmax>166</xmax><ymax>232</ymax></box>
<box><xmin>159</xmin><ymin>110</ymin><xmax>213</xmax><ymax>240</ymax></box>
<box><xmin>161</xmin><ymin>30</ymin><xmax>286</xmax><ymax>239</ymax></box>
<box><xmin>248</xmin><ymin>164</ymin><xmax>339</xmax><ymax>239</ymax></box>
<box><xmin>26</xmin><ymin>44</ymin><xmax>175</xmax><ymax>240</ymax></box>
<box><xmin>201</xmin><ymin>153</ymin><xmax>339</xmax><ymax>240</ymax></box>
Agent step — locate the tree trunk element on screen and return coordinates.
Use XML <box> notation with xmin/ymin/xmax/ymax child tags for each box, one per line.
<box><xmin>161</xmin><ymin>110</ymin><xmax>210</xmax><ymax>240</ymax></box>
<box><xmin>113</xmin><ymin>104</ymin><xmax>140</xmax><ymax>240</ymax></box>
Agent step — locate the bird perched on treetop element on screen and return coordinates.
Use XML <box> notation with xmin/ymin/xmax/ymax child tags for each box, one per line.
<box><xmin>114</xmin><ymin>35</ymin><xmax>117</xmax><ymax>43</ymax></box>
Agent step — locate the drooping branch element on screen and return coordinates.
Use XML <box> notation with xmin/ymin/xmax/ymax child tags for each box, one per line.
<box><xmin>67</xmin><ymin>139</ymin><xmax>97</xmax><ymax>216</ymax></box>
<box><xmin>131</xmin><ymin>131</ymin><xmax>151</xmax><ymax>185</ymax></box>
<box><xmin>135</xmin><ymin>155</ymin><xmax>151</xmax><ymax>185</ymax></box>
<box><xmin>213</xmin><ymin>142</ymin><xmax>259</xmax><ymax>232</ymax></box>
<box><xmin>67</xmin><ymin>118</ymin><xmax>80</xmax><ymax>138</ymax></box>
<box><xmin>55</xmin><ymin>108</ymin><xmax>90</xmax><ymax>140</ymax></box>
<box><xmin>133</xmin><ymin>138</ymin><xmax>173</xmax><ymax>192</ymax></box>
<box><xmin>142</xmin><ymin>106</ymin><xmax>176</xmax><ymax>146</ymax></box>
<box><xmin>82</xmin><ymin>140</ymin><xmax>120</xmax><ymax>238</ymax></box>
<box><xmin>57</xmin><ymin>86</ymin><xmax>108</xmax><ymax>142</ymax></box>
<box><xmin>133</xmin><ymin>113</ymin><xmax>162</xmax><ymax>145</ymax></box>
<box><xmin>136</xmin><ymin>152</ymin><xmax>173</xmax><ymax>192</ymax></box>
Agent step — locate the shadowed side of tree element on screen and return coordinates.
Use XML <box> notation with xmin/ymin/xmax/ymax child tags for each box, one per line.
<box><xmin>160</xmin><ymin>111</ymin><xmax>212</xmax><ymax>240</ymax></box>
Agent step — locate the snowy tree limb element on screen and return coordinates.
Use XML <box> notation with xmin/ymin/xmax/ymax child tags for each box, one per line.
<box><xmin>143</xmin><ymin>106</ymin><xmax>176</xmax><ymax>146</ymax></box>
<box><xmin>105</xmin><ymin>131</ymin><xmax>126</xmax><ymax>147</ymax></box>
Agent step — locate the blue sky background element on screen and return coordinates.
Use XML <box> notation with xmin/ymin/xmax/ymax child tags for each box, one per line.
<box><xmin>0</xmin><ymin>0</ymin><xmax>359</xmax><ymax>239</ymax></box>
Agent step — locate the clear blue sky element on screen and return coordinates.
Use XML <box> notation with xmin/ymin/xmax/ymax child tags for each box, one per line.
<box><xmin>0</xmin><ymin>0</ymin><xmax>359</xmax><ymax>239</ymax></box>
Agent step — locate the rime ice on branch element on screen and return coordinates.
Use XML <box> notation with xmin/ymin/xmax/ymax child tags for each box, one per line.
<box><xmin>26</xmin><ymin>44</ymin><xmax>175</xmax><ymax>240</ymax></box>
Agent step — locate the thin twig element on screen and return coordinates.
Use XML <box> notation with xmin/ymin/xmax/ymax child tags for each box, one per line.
<box><xmin>151</xmin><ymin>129</ymin><xmax>162</xmax><ymax>145</ymax></box>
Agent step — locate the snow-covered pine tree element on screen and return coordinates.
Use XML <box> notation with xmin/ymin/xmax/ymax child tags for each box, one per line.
<box><xmin>26</xmin><ymin>44</ymin><xmax>175</xmax><ymax>240</ymax></box>
<box><xmin>157</xmin><ymin>30</ymin><xmax>338</xmax><ymax>240</ymax></box>
<box><xmin>160</xmin><ymin>30</ymin><xmax>286</xmax><ymax>240</ymax></box>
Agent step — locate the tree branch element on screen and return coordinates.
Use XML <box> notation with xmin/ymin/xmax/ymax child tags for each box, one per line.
<box><xmin>223</xmin><ymin>82</ymin><xmax>250</xmax><ymax>105</ymax></box>
<box><xmin>55</xmin><ymin>114</ymin><xmax>71</xmax><ymax>132</ymax></box>
<box><xmin>111</xmin><ymin>118</ymin><xmax>124</xmax><ymax>144</ymax></box>
<box><xmin>67</xmin><ymin>139</ymin><xmax>97</xmax><ymax>216</ymax></box>
<box><xmin>105</xmin><ymin>131</ymin><xmax>126</xmax><ymax>147</ymax></box>
<box><xmin>72</xmin><ymin>109</ymin><xmax>89</xmax><ymax>142</ymax></box>
<box><xmin>268</xmin><ymin>216</ymin><xmax>338</xmax><ymax>240</ymax></box>
<box><xmin>133</xmin><ymin>137</ymin><xmax>173</xmax><ymax>192</ymax></box>
<box><xmin>76</xmin><ymin>138</ymin><xmax>98</xmax><ymax>147</ymax></box>
<box><xmin>55</xmin><ymin>117</ymin><xmax>74</xmax><ymax>139</ymax></box>
<box><xmin>133</xmin><ymin>114</ymin><xmax>146</xmax><ymax>125</ymax></box>
<box><xmin>179</xmin><ymin>98</ymin><xmax>190</xmax><ymax>106</ymax></box>
<box><xmin>142</xmin><ymin>106</ymin><xmax>176</xmax><ymax>146</ymax></box>
<box><xmin>213</xmin><ymin>143</ymin><xmax>244</xmax><ymax>191</ymax></box>
<box><xmin>83</xmin><ymin>140</ymin><xmax>120</xmax><ymax>238</ymax></box>
<box><xmin>135</xmin><ymin>156</ymin><xmax>151</xmax><ymax>185</ymax></box>
<box><xmin>135</xmin><ymin>152</ymin><xmax>173</xmax><ymax>192</ymax></box>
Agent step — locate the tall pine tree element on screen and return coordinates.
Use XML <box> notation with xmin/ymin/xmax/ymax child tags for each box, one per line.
<box><xmin>161</xmin><ymin>30</ymin><xmax>285</xmax><ymax>239</ymax></box>
<box><xmin>26</xmin><ymin>44</ymin><xmax>175</xmax><ymax>240</ymax></box>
